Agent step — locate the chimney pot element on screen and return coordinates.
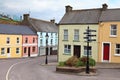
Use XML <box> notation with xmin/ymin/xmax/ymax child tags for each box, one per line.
<box><xmin>50</xmin><ymin>19</ymin><xmax>55</xmax><ymax>23</ymax></box>
<box><xmin>102</xmin><ymin>3</ymin><xmax>108</xmax><ymax>10</ymax></box>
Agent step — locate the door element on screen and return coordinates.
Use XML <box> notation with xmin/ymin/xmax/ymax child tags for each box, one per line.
<box><xmin>28</xmin><ymin>47</ymin><xmax>31</xmax><ymax>57</ymax></box>
<box><xmin>103</xmin><ymin>43</ymin><xmax>110</xmax><ymax>61</ymax></box>
<box><xmin>74</xmin><ymin>45</ymin><xmax>81</xmax><ymax>58</ymax></box>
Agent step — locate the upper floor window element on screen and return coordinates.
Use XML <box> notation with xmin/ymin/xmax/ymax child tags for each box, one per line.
<box><xmin>33</xmin><ymin>37</ymin><xmax>35</xmax><ymax>43</ymax></box>
<box><xmin>17</xmin><ymin>37</ymin><xmax>20</xmax><ymax>43</ymax></box>
<box><xmin>84</xmin><ymin>46</ymin><xmax>92</xmax><ymax>56</ymax></box>
<box><xmin>40</xmin><ymin>39</ymin><xmax>43</xmax><ymax>46</ymax></box>
<box><xmin>1</xmin><ymin>48</ymin><xmax>5</xmax><ymax>55</ymax></box>
<box><xmin>74</xmin><ymin>29</ymin><xmax>79</xmax><ymax>41</ymax></box>
<box><xmin>6</xmin><ymin>37</ymin><xmax>10</xmax><ymax>44</ymax></box>
<box><xmin>64</xmin><ymin>30</ymin><xmax>68</xmax><ymax>40</ymax></box>
<box><xmin>115</xmin><ymin>44</ymin><xmax>120</xmax><ymax>54</ymax></box>
<box><xmin>51</xmin><ymin>39</ymin><xmax>53</xmax><ymax>45</ymax></box>
<box><xmin>25</xmin><ymin>37</ymin><xmax>28</xmax><ymax>43</ymax></box>
<box><xmin>51</xmin><ymin>33</ymin><xmax>53</xmax><ymax>38</ymax></box>
<box><xmin>110</xmin><ymin>25</ymin><xmax>117</xmax><ymax>36</ymax></box>
<box><xmin>40</xmin><ymin>33</ymin><xmax>43</xmax><ymax>38</ymax></box>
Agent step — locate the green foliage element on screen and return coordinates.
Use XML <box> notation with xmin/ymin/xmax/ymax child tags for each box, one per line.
<box><xmin>65</xmin><ymin>56</ymin><xmax>79</xmax><ymax>67</ymax></box>
<box><xmin>58</xmin><ymin>62</ymin><xmax>66</xmax><ymax>67</ymax></box>
<box><xmin>75</xmin><ymin>60</ymin><xmax>84</xmax><ymax>67</ymax></box>
<box><xmin>89</xmin><ymin>57</ymin><xmax>96</xmax><ymax>66</ymax></box>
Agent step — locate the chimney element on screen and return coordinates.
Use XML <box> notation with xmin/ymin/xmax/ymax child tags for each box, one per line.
<box><xmin>102</xmin><ymin>3</ymin><xmax>108</xmax><ymax>11</ymax></box>
<box><xmin>22</xmin><ymin>14</ymin><xmax>30</xmax><ymax>25</ymax></box>
<box><xmin>50</xmin><ymin>19</ymin><xmax>55</xmax><ymax>23</ymax></box>
<box><xmin>65</xmin><ymin>5</ymin><xmax>72</xmax><ymax>13</ymax></box>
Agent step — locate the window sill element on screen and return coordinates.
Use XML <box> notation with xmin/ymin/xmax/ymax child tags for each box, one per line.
<box><xmin>114</xmin><ymin>54</ymin><xmax>120</xmax><ymax>56</ymax></box>
<box><xmin>62</xmin><ymin>40</ymin><xmax>68</xmax><ymax>41</ymax></box>
<box><xmin>63</xmin><ymin>53</ymin><xmax>71</xmax><ymax>55</ymax></box>
<box><xmin>73</xmin><ymin>40</ymin><xmax>80</xmax><ymax>42</ymax></box>
<box><xmin>109</xmin><ymin>35</ymin><xmax>117</xmax><ymax>38</ymax></box>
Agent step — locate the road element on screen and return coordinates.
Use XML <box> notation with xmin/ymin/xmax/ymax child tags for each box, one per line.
<box><xmin>0</xmin><ymin>55</ymin><xmax>120</xmax><ymax>80</ymax></box>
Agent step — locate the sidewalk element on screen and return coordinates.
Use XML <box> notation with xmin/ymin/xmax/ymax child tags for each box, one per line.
<box><xmin>96</xmin><ymin>63</ymin><xmax>120</xmax><ymax>69</ymax></box>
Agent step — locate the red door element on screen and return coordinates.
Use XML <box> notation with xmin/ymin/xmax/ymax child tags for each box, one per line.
<box><xmin>103</xmin><ymin>43</ymin><xmax>110</xmax><ymax>61</ymax></box>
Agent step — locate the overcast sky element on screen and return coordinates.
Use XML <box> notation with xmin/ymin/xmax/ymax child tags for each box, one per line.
<box><xmin>0</xmin><ymin>0</ymin><xmax>120</xmax><ymax>23</ymax></box>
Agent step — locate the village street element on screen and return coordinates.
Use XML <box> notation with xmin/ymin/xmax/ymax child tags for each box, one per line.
<box><xmin>0</xmin><ymin>55</ymin><xmax>120</xmax><ymax>80</ymax></box>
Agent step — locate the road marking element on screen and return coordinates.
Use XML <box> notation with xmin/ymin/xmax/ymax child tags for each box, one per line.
<box><xmin>6</xmin><ymin>59</ymin><xmax>33</xmax><ymax>80</ymax></box>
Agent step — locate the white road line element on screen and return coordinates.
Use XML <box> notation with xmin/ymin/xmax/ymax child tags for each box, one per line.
<box><xmin>6</xmin><ymin>59</ymin><xmax>33</xmax><ymax>80</ymax></box>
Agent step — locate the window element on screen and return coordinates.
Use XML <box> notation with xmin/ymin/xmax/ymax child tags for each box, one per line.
<box><xmin>16</xmin><ymin>48</ymin><xmax>19</xmax><ymax>54</ymax></box>
<box><xmin>32</xmin><ymin>47</ymin><xmax>36</xmax><ymax>52</ymax></box>
<box><xmin>51</xmin><ymin>39</ymin><xmax>53</xmax><ymax>45</ymax></box>
<box><xmin>24</xmin><ymin>47</ymin><xmax>27</xmax><ymax>53</ymax></box>
<box><xmin>17</xmin><ymin>37</ymin><xmax>20</xmax><ymax>43</ymax></box>
<box><xmin>64</xmin><ymin>45</ymin><xmax>71</xmax><ymax>54</ymax></box>
<box><xmin>40</xmin><ymin>32</ymin><xmax>43</xmax><ymax>38</ymax></box>
<box><xmin>7</xmin><ymin>48</ymin><xmax>10</xmax><ymax>53</ymax></box>
<box><xmin>25</xmin><ymin>37</ymin><xmax>28</xmax><ymax>43</ymax></box>
<box><xmin>110</xmin><ymin>25</ymin><xmax>117</xmax><ymax>36</ymax></box>
<box><xmin>6</xmin><ymin>37</ymin><xmax>10</xmax><ymax>44</ymax></box>
<box><xmin>64</xmin><ymin>30</ymin><xmax>68</xmax><ymax>40</ymax></box>
<box><xmin>74</xmin><ymin>29</ymin><xmax>79</xmax><ymax>41</ymax></box>
<box><xmin>33</xmin><ymin>38</ymin><xmax>35</xmax><ymax>43</ymax></box>
<box><xmin>55</xmin><ymin>33</ymin><xmax>58</xmax><ymax>38</ymax></box>
<box><xmin>51</xmin><ymin>33</ymin><xmax>53</xmax><ymax>38</ymax></box>
<box><xmin>115</xmin><ymin>44</ymin><xmax>120</xmax><ymax>54</ymax></box>
<box><xmin>40</xmin><ymin>39</ymin><xmax>43</xmax><ymax>45</ymax></box>
<box><xmin>84</xmin><ymin>46</ymin><xmax>92</xmax><ymax>55</ymax></box>
<box><xmin>1</xmin><ymin>48</ymin><xmax>5</xmax><ymax>55</ymax></box>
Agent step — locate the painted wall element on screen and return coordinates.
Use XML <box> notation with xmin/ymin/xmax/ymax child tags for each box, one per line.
<box><xmin>22</xmin><ymin>35</ymin><xmax>38</xmax><ymax>57</ymax></box>
<box><xmin>0</xmin><ymin>34</ymin><xmax>22</xmax><ymax>58</ymax></box>
<box><xmin>58</xmin><ymin>25</ymin><xmax>98</xmax><ymax>62</ymax></box>
<box><xmin>98</xmin><ymin>22</ymin><xmax>120</xmax><ymax>63</ymax></box>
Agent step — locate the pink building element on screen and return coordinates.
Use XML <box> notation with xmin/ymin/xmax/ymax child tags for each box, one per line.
<box><xmin>22</xmin><ymin>35</ymin><xmax>38</xmax><ymax>57</ymax></box>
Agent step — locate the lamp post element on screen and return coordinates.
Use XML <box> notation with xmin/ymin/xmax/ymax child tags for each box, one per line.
<box><xmin>45</xmin><ymin>33</ymin><xmax>49</xmax><ymax>64</ymax></box>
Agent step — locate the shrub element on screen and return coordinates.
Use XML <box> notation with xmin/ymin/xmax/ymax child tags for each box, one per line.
<box><xmin>75</xmin><ymin>60</ymin><xmax>84</xmax><ymax>67</ymax></box>
<box><xmin>79</xmin><ymin>56</ymin><xmax>96</xmax><ymax>66</ymax></box>
<box><xmin>65</xmin><ymin>56</ymin><xmax>79</xmax><ymax>67</ymax></box>
<box><xmin>58</xmin><ymin>62</ymin><xmax>66</xmax><ymax>67</ymax></box>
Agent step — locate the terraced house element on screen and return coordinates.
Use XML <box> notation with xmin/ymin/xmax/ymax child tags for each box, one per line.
<box><xmin>0</xmin><ymin>24</ymin><xmax>38</xmax><ymax>58</ymax></box>
<box><xmin>58</xmin><ymin>4</ymin><xmax>120</xmax><ymax>63</ymax></box>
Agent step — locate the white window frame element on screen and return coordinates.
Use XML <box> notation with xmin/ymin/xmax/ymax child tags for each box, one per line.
<box><xmin>84</xmin><ymin>46</ymin><xmax>92</xmax><ymax>56</ymax></box>
<box><xmin>64</xmin><ymin>30</ymin><xmax>68</xmax><ymax>40</ymax></box>
<box><xmin>1</xmin><ymin>48</ymin><xmax>5</xmax><ymax>55</ymax></box>
<box><xmin>6</xmin><ymin>37</ymin><xmax>10</xmax><ymax>44</ymax></box>
<box><xmin>115</xmin><ymin>44</ymin><xmax>120</xmax><ymax>55</ymax></box>
<box><xmin>16</xmin><ymin>48</ymin><xmax>20</xmax><ymax>54</ymax></box>
<box><xmin>64</xmin><ymin>45</ymin><xmax>71</xmax><ymax>54</ymax></box>
<box><xmin>110</xmin><ymin>24</ymin><xmax>117</xmax><ymax>37</ymax></box>
<box><xmin>74</xmin><ymin>29</ymin><xmax>79</xmax><ymax>41</ymax></box>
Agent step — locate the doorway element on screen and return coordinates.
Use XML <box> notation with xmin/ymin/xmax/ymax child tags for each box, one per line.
<box><xmin>74</xmin><ymin>45</ymin><xmax>81</xmax><ymax>58</ymax></box>
<box><xmin>28</xmin><ymin>47</ymin><xmax>31</xmax><ymax>57</ymax></box>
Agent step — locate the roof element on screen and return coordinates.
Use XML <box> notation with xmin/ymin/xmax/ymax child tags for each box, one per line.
<box><xmin>59</xmin><ymin>6</ymin><xmax>120</xmax><ymax>24</ymax></box>
<box><xmin>99</xmin><ymin>9</ymin><xmax>120</xmax><ymax>21</ymax></box>
<box><xmin>59</xmin><ymin>9</ymin><xmax>102</xmax><ymax>24</ymax></box>
<box><xmin>0</xmin><ymin>24</ymin><xmax>36</xmax><ymax>35</ymax></box>
<box><xmin>29</xmin><ymin>18</ymin><xmax>58</xmax><ymax>33</ymax></box>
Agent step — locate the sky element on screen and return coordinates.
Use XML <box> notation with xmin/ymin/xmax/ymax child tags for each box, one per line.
<box><xmin>0</xmin><ymin>0</ymin><xmax>120</xmax><ymax>23</ymax></box>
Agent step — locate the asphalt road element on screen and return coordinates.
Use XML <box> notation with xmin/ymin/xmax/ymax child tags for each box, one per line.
<box><xmin>0</xmin><ymin>55</ymin><xmax>120</xmax><ymax>80</ymax></box>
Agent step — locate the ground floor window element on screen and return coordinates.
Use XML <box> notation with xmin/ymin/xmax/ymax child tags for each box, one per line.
<box><xmin>32</xmin><ymin>47</ymin><xmax>36</xmax><ymax>52</ymax></box>
<box><xmin>16</xmin><ymin>48</ymin><xmax>20</xmax><ymax>54</ymax></box>
<box><xmin>64</xmin><ymin>45</ymin><xmax>71</xmax><ymax>54</ymax></box>
<box><xmin>24</xmin><ymin>47</ymin><xmax>27</xmax><ymax>53</ymax></box>
<box><xmin>84</xmin><ymin>46</ymin><xmax>92</xmax><ymax>55</ymax></box>
<box><xmin>115</xmin><ymin>44</ymin><xmax>120</xmax><ymax>54</ymax></box>
<box><xmin>1</xmin><ymin>48</ymin><xmax>5</xmax><ymax>55</ymax></box>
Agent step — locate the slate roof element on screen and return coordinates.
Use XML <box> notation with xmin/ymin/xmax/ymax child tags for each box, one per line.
<box><xmin>59</xmin><ymin>9</ymin><xmax>102</xmax><ymax>24</ymax></box>
<box><xmin>99</xmin><ymin>9</ymin><xmax>120</xmax><ymax>22</ymax></box>
<box><xmin>59</xmin><ymin>6</ymin><xmax>120</xmax><ymax>24</ymax></box>
<box><xmin>28</xmin><ymin>18</ymin><xmax>58</xmax><ymax>33</ymax></box>
<box><xmin>0</xmin><ymin>24</ymin><xmax>36</xmax><ymax>35</ymax></box>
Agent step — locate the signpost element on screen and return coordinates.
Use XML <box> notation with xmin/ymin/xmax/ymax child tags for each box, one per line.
<box><xmin>84</xmin><ymin>26</ymin><xmax>96</xmax><ymax>74</ymax></box>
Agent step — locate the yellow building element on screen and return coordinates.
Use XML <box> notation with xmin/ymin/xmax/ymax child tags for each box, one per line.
<box><xmin>58</xmin><ymin>5</ymin><xmax>100</xmax><ymax>62</ymax></box>
<box><xmin>0</xmin><ymin>34</ymin><xmax>22</xmax><ymax>58</ymax></box>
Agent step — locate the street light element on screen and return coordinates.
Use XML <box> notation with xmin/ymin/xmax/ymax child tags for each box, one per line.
<box><xmin>45</xmin><ymin>33</ymin><xmax>49</xmax><ymax>64</ymax></box>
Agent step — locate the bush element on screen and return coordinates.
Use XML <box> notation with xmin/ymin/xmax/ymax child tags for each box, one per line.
<box><xmin>58</xmin><ymin>62</ymin><xmax>66</xmax><ymax>67</ymax></box>
<box><xmin>65</xmin><ymin>56</ymin><xmax>79</xmax><ymax>67</ymax></box>
<box><xmin>79</xmin><ymin>56</ymin><xmax>96</xmax><ymax>66</ymax></box>
<box><xmin>75</xmin><ymin>60</ymin><xmax>84</xmax><ymax>67</ymax></box>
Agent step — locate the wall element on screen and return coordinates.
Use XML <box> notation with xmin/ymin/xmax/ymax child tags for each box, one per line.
<box><xmin>58</xmin><ymin>24</ymin><xmax>98</xmax><ymax>62</ymax></box>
